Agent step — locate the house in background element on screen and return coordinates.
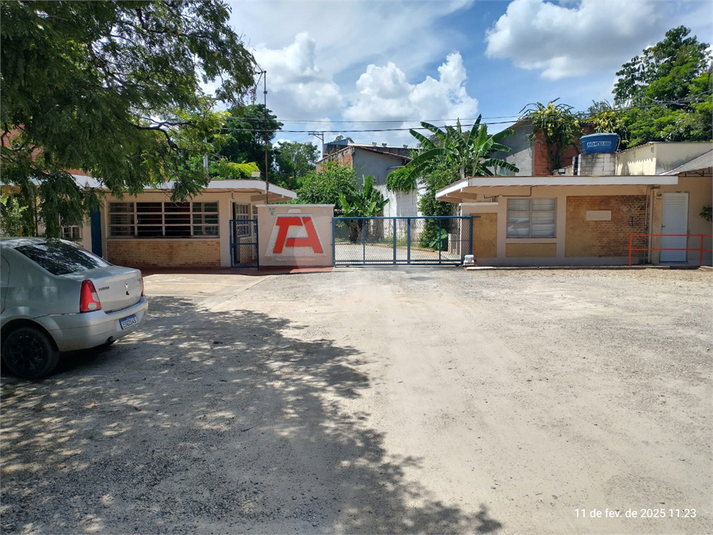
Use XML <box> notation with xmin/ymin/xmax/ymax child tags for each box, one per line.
<box><xmin>491</xmin><ymin>120</ymin><xmax>595</xmax><ymax>177</ymax></box>
<box><xmin>318</xmin><ymin>140</ymin><xmax>421</xmax><ymax>217</ymax></box>
<box><xmin>438</xmin><ymin>141</ymin><xmax>712</xmax><ymax>266</ymax></box>
<box><xmin>71</xmin><ymin>176</ymin><xmax>296</xmax><ymax>269</ymax></box>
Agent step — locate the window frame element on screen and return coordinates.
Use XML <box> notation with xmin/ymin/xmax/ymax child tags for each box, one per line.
<box><xmin>61</xmin><ymin>225</ymin><xmax>82</xmax><ymax>241</ymax></box>
<box><xmin>506</xmin><ymin>198</ymin><xmax>557</xmax><ymax>239</ymax></box>
<box><xmin>108</xmin><ymin>201</ymin><xmax>219</xmax><ymax>238</ymax></box>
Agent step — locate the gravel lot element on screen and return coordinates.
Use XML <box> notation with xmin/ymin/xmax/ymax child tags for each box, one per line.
<box><xmin>1</xmin><ymin>267</ymin><xmax>711</xmax><ymax>535</ymax></box>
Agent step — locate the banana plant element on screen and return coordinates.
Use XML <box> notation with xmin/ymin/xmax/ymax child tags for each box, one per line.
<box><xmin>338</xmin><ymin>175</ymin><xmax>388</xmax><ymax>242</ymax></box>
<box><xmin>406</xmin><ymin>115</ymin><xmax>519</xmax><ymax>183</ymax></box>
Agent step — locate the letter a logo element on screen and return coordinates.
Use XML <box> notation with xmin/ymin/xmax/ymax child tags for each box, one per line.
<box><xmin>269</xmin><ymin>215</ymin><xmax>324</xmax><ymax>256</ymax></box>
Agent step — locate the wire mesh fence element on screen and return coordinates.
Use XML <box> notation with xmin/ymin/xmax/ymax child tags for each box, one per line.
<box><xmin>333</xmin><ymin>216</ymin><xmax>472</xmax><ymax>265</ymax></box>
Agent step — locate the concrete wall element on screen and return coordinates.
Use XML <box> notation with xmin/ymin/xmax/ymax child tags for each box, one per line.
<box><xmin>258</xmin><ymin>204</ymin><xmax>334</xmax><ymax>268</ymax></box>
<box><xmin>617</xmin><ymin>142</ymin><xmax>713</xmax><ymax>175</ymax></box>
<box><xmin>378</xmin><ymin>185</ymin><xmax>419</xmax><ymax>218</ymax></box>
<box><xmin>491</xmin><ymin>122</ymin><xmax>534</xmax><ymax>176</ymax></box>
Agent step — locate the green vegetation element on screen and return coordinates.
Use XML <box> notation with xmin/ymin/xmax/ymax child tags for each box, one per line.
<box><xmin>274</xmin><ymin>141</ymin><xmax>320</xmax><ymax>191</ymax></box>
<box><xmin>590</xmin><ymin>26</ymin><xmax>712</xmax><ymax>148</ymax></box>
<box><xmin>338</xmin><ymin>175</ymin><xmax>388</xmax><ymax>242</ymax></box>
<box><xmin>295</xmin><ymin>162</ymin><xmax>357</xmax><ymax>208</ymax></box>
<box><xmin>390</xmin><ymin>116</ymin><xmax>518</xmax><ymax>249</ymax></box>
<box><xmin>520</xmin><ymin>99</ymin><xmax>581</xmax><ymax>171</ymax></box>
<box><xmin>1</xmin><ymin>0</ymin><xmax>255</xmax><ymax>237</ymax></box>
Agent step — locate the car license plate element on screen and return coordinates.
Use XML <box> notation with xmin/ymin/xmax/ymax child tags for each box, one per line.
<box><xmin>120</xmin><ymin>314</ymin><xmax>139</xmax><ymax>330</ymax></box>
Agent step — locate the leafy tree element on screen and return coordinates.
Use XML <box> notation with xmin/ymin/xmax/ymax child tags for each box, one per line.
<box><xmin>590</xmin><ymin>26</ymin><xmax>712</xmax><ymax>147</ymax></box>
<box><xmin>0</xmin><ymin>195</ymin><xmax>28</xmax><ymax>237</ymax></box>
<box><xmin>1</xmin><ymin>0</ymin><xmax>255</xmax><ymax>237</ymax></box>
<box><xmin>274</xmin><ymin>141</ymin><xmax>319</xmax><ymax>190</ymax></box>
<box><xmin>614</xmin><ymin>26</ymin><xmax>710</xmax><ymax>107</ymax></box>
<box><xmin>217</xmin><ymin>104</ymin><xmax>282</xmax><ymax>182</ymax></box>
<box><xmin>520</xmin><ymin>99</ymin><xmax>581</xmax><ymax>170</ymax></box>
<box><xmin>296</xmin><ymin>162</ymin><xmax>357</xmax><ymax>208</ymax></box>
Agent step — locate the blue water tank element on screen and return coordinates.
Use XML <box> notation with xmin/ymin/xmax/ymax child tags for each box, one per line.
<box><xmin>580</xmin><ymin>133</ymin><xmax>619</xmax><ymax>154</ymax></box>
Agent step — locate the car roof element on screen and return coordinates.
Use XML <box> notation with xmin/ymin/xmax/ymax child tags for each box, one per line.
<box><xmin>1</xmin><ymin>238</ymin><xmax>52</xmax><ymax>250</ymax></box>
<box><xmin>0</xmin><ymin>238</ymin><xmax>80</xmax><ymax>249</ymax></box>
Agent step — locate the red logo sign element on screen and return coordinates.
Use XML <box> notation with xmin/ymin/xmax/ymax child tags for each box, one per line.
<box><xmin>271</xmin><ymin>215</ymin><xmax>324</xmax><ymax>254</ymax></box>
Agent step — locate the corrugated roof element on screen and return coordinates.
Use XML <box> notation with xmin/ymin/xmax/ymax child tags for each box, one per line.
<box><xmin>662</xmin><ymin>149</ymin><xmax>713</xmax><ymax>175</ymax></box>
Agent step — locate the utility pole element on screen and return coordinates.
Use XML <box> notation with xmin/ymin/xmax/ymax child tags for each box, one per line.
<box><xmin>261</xmin><ymin>70</ymin><xmax>269</xmax><ymax>205</ymax></box>
<box><xmin>309</xmin><ymin>131</ymin><xmax>325</xmax><ymax>156</ymax></box>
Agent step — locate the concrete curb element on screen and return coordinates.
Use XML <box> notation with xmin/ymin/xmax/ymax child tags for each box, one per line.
<box><xmin>464</xmin><ymin>265</ymin><xmax>709</xmax><ymax>271</ymax></box>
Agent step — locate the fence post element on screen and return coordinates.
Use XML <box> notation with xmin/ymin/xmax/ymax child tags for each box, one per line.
<box><xmin>628</xmin><ymin>234</ymin><xmax>633</xmax><ymax>266</ymax></box>
<box><xmin>407</xmin><ymin>218</ymin><xmax>411</xmax><ymax>265</ymax></box>
<box><xmin>392</xmin><ymin>217</ymin><xmax>397</xmax><ymax>264</ymax></box>
<box><xmin>332</xmin><ymin>217</ymin><xmax>336</xmax><ymax>267</ymax></box>
<box><xmin>362</xmin><ymin>218</ymin><xmax>366</xmax><ymax>263</ymax></box>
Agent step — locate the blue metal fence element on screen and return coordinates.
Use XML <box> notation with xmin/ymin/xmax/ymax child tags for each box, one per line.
<box><xmin>333</xmin><ymin>216</ymin><xmax>472</xmax><ymax>266</ymax></box>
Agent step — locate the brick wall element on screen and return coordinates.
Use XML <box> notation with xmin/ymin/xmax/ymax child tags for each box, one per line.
<box><xmin>107</xmin><ymin>239</ymin><xmax>221</xmax><ymax>268</ymax></box>
<box><xmin>533</xmin><ymin>125</ymin><xmax>594</xmax><ymax>176</ymax></box>
<box><xmin>565</xmin><ymin>196</ymin><xmax>647</xmax><ymax>258</ymax></box>
<box><xmin>472</xmin><ymin>213</ymin><xmax>497</xmax><ymax>258</ymax></box>
<box><xmin>505</xmin><ymin>242</ymin><xmax>557</xmax><ymax>258</ymax></box>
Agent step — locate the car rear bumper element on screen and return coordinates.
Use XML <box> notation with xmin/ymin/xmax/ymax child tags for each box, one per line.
<box><xmin>42</xmin><ymin>296</ymin><xmax>149</xmax><ymax>352</ymax></box>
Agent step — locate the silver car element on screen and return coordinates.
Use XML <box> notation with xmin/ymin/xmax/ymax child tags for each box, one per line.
<box><xmin>1</xmin><ymin>238</ymin><xmax>148</xmax><ymax>379</ymax></box>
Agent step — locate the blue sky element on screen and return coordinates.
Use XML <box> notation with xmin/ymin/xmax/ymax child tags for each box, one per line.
<box><xmin>226</xmin><ymin>0</ymin><xmax>713</xmax><ymax>149</ymax></box>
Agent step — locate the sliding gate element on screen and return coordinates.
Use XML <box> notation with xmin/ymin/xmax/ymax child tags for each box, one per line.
<box><xmin>333</xmin><ymin>216</ymin><xmax>472</xmax><ymax>266</ymax></box>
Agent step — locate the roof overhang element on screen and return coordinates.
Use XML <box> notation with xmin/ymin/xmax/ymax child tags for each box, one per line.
<box><xmin>72</xmin><ymin>176</ymin><xmax>297</xmax><ymax>202</ymax></box>
<box><xmin>436</xmin><ymin>175</ymin><xmax>680</xmax><ymax>203</ymax></box>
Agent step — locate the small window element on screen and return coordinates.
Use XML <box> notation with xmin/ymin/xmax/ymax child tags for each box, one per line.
<box><xmin>507</xmin><ymin>199</ymin><xmax>556</xmax><ymax>238</ymax></box>
<box><xmin>62</xmin><ymin>225</ymin><xmax>82</xmax><ymax>241</ymax></box>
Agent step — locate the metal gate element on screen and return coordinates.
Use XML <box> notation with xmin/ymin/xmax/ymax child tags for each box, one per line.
<box><xmin>230</xmin><ymin>218</ymin><xmax>259</xmax><ymax>268</ymax></box>
<box><xmin>333</xmin><ymin>216</ymin><xmax>472</xmax><ymax>266</ymax></box>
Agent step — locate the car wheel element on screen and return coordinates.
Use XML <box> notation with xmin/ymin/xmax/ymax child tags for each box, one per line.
<box><xmin>2</xmin><ymin>327</ymin><xmax>60</xmax><ymax>379</ymax></box>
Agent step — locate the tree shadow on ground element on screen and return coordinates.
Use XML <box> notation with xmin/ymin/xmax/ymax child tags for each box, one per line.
<box><xmin>1</xmin><ymin>296</ymin><xmax>502</xmax><ymax>534</ymax></box>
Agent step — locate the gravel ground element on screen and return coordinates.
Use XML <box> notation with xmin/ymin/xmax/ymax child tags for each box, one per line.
<box><xmin>1</xmin><ymin>267</ymin><xmax>711</xmax><ymax>535</ymax></box>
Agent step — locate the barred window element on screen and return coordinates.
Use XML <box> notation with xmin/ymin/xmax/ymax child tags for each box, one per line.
<box><xmin>507</xmin><ymin>199</ymin><xmax>556</xmax><ymax>238</ymax></box>
<box><xmin>109</xmin><ymin>202</ymin><xmax>218</xmax><ymax>237</ymax></box>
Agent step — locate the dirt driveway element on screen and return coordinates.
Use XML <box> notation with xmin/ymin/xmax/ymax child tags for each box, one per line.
<box><xmin>1</xmin><ymin>267</ymin><xmax>711</xmax><ymax>534</ymax></box>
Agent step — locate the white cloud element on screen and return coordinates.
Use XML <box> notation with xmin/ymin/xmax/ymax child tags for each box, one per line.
<box><xmin>344</xmin><ymin>53</ymin><xmax>479</xmax><ymax>128</ymax></box>
<box><xmin>485</xmin><ymin>0</ymin><xmax>666</xmax><ymax>79</ymax></box>
<box><xmin>255</xmin><ymin>33</ymin><xmax>342</xmax><ymax>117</ymax></box>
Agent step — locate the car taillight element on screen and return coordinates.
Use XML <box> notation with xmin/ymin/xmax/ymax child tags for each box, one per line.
<box><xmin>80</xmin><ymin>280</ymin><xmax>102</xmax><ymax>312</ymax></box>
<box><xmin>141</xmin><ymin>275</ymin><xmax>145</xmax><ymax>296</ymax></box>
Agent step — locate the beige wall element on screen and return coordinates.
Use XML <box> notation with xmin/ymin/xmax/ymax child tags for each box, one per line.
<box><xmin>617</xmin><ymin>142</ymin><xmax>713</xmax><ymax>175</ymax></box>
<box><xmin>650</xmin><ymin>173</ymin><xmax>713</xmax><ymax>265</ymax></box>
<box><xmin>258</xmin><ymin>204</ymin><xmax>334</xmax><ymax>268</ymax></box>
<box><xmin>460</xmin><ymin>185</ymin><xmax>652</xmax><ymax>265</ymax></box>
<box><xmin>102</xmin><ymin>190</ymin><xmax>260</xmax><ymax>268</ymax></box>
<box><xmin>506</xmin><ymin>243</ymin><xmax>557</xmax><ymax>257</ymax></box>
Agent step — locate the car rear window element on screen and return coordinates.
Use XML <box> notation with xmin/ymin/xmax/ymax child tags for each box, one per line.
<box><xmin>15</xmin><ymin>241</ymin><xmax>112</xmax><ymax>275</ymax></box>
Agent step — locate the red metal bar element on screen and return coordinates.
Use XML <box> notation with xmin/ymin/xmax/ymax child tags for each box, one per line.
<box><xmin>628</xmin><ymin>234</ymin><xmax>713</xmax><ymax>266</ymax></box>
